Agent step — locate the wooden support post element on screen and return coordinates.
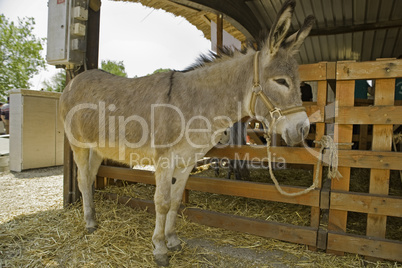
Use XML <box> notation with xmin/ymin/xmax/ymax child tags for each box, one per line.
<box><xmin>366</xmin><ymin>78</ymin><xmax>395</xmax><ymax>239</ymax></box>
<box><xmin>63</xmin><ymin>3</ymin><xmax>101</xmax><ymax>206</ymax></box>
<box><xmin>63</xmin><ymin>71</ymin><xmax>80</xmax><ymax>206</ymax></box>
<box><xmin>327</xmin><ymin>80</ymin><xmax>354</xmax><ymax>255</ymax></box>
<box><xmin>216</xmin><ymin>13</ymin><xmax>223</xmax><ymax>53</ymax></box>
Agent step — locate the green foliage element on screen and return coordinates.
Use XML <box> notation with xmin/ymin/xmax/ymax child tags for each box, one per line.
<box><xmin>101</xmin><ymin>60</ymin><xmax>127</xmax><ymax>77</ymax></box>
<box><xmin>152</xmin><ymin>68</ymin><xmax>171</xmax><ymax>74</ymax></box>
<box><xmin>42</xmin><ymin>70</ymin><xmax>66</xmax><ymax>92</ymax></box>
<box><xmin>0</xmin><ymin>14</ymin><xmax>46</xmax><ymax>97</ymax></box>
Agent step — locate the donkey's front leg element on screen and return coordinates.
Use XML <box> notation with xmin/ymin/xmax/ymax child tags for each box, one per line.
<box><xmin>152</xmin><ymin>168</ymin><xmax>173</xmax><ymax>267</ymax></box>
<box><xmin>165</xmin><ymin>166</ymin><xmax>193</xmax><ymax>251</ymax></box>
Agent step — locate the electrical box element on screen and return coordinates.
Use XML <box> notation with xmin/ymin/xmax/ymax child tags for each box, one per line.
<box><xmin>46</xmin><ymin>0</ymin><xmax>89</xmax><ymax>67</ymax></box>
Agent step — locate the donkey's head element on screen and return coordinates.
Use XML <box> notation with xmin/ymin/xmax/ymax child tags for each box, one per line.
<box><xmin>250</xmin><ymin>0</ymin><xmax>314</xmax><ymax>146</ymax></box>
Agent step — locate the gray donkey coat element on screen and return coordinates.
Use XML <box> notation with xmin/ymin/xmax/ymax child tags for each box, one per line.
<box><xmin>59</xmin><ymin>0</ymin><xmax>314</xmax><ymax>266</ymax></box>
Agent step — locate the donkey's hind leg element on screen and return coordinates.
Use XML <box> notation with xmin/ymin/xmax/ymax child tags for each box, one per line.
<box><xmin>71</xmin><ymin>146</ymin><xmax>103</xmax><ymax>233</ymax></box>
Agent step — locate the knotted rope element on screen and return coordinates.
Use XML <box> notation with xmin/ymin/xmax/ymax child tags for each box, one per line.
<box><xmin>314</xmin><ymin>136</ymin><xmax>342</xmax><ymax>179</ymax></box>
<box><xmin>264</xmin><ymin>122</ymin><xmax>346</xmax><ymax>197</ymax></box>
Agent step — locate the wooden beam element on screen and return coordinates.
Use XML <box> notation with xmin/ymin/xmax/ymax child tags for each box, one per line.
<box><xmin>330</xmin><ymin>191</ymin><xmax>402</xmax><ymax>217</ymax></box>
<box><xmin>308</xmin><ymin>19</ymin><xmax>402</xmax><ymax>37</ymax></box>
<box><xmin>205</xmin><ymin>146</ymin><xmax>321</xmax><ymax>165</ymax></box>
<box><xmin>327</xmin><ymin>232</ymin><xmax>402</xmax><ymax>262</ymax></box>
<box><xmin>299</xmin><ymin>62</ymin><xmax>327</xmax><ymax>81</ymax></box>
<box><xmin>335</xmin><ymin>105</ymin><xmax>402</xmax><ymax>125</ymax></box>
<box><xmin>335</xmin><ymin>150</ymin><xmax>402</xmax><ymax>170</ymax></box>
<box><xmin>97</xmin><ymin>165</ymin><xmax>320</xmax><ymax>206</ymax></box>
<box><xmin>337</xmin><ymin>60</ymin><xmax>402</xmax><ymax>80</ymax></box>
<box><xmin>103</xmin><ymin>193</ymin><xmax>318</xmax><ymax>247</ymax></box>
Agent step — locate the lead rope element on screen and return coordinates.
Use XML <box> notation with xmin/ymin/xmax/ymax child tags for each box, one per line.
<box><xmin>264</xmin><ymin>119</ymin><xmax>346</xmax><ymax>197</ymax></box>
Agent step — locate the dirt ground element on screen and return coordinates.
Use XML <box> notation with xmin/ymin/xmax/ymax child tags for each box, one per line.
<box><xmin>0</xmin><ymin>167</ymin><xmax>400</xmax><ymax>267</ymax></box>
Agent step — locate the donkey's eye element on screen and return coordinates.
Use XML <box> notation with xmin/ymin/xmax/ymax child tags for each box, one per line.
<box><xmin>275</xmin><ymin>79</ymin><xmax>289</xmax><ymax>87</ymax></box>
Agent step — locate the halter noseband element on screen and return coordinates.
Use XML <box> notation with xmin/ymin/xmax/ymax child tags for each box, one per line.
<box><xmin>249</xmin><ymin>51</ymin><xmax>306</xmax><ymax>119</ymax></box>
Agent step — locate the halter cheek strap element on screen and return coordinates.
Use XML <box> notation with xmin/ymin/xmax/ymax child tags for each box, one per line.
<box><xmin>249</xmin><ymin>51</ymin><xmax>306</xmax><ymax>119</ymax></box>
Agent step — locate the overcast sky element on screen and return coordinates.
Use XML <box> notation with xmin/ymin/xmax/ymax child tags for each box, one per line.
<box><xmin>0</xmin><ymin>0</ymin><xmax>211</xmax><ymax>90</ymax></box>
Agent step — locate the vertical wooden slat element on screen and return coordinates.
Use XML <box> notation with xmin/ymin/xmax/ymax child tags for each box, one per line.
<box><xmin>182</xmin><ymin>189</ymin><xmax>189</xmax><ymax>204</ymax></box>
<box><xmin>310</xmin><ymin>79</ymin><xmax>327</xmax><ymax>251</ymax></box>
<box><xmin>366</xmin><ymin>78</ymin><xmax>395</xmax><ymax>239</ymax></box>
<box><xmin>310</xmin><ymin>81</ymin><xmax>327</xmax><ymax>226</ymax></box>
<box><xmin>327</xmin><ymin>79</ymin><xmax>355</xmax><ymax>255</ymax></box>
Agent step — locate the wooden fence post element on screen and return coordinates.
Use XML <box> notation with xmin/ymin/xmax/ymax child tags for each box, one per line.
<box><xmin>327</xmin><ymin>78</ymin><xmax>355</xmax><ymax>255</ymax></box>
<box><xmin>366</xmin><ymin>77</ymin><xmax>395</xmax><ymax>240</ymax></box>
<box><xmin>310</xmin><ymin>79</ymin><xmax>327</xmax><ymax>250</ymax></box>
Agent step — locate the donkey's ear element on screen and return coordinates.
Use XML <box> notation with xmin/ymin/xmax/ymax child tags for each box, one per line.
<box><xmin>266</xmin><ymin>0</ymin><xmax>296</xmax><ymax>56</ymax></box>
<box><xmin>282</xmin><ymin>15</ymin><xmax>315</xmax><ymax>51</ymax></box>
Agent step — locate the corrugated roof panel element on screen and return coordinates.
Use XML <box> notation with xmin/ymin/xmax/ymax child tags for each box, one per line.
<box><xmin>310</xmin><ymin>0</ymin><xmax>325</xmax><ymax>28</ymax></box>
<box><xmin>394</xmin><ymin>28</ymin><xmax>402</xmax><ymax>57</ymax></box>
<box><xmin>335</xmin><ymin>34</ymin><xmax>345</xmax><ymax>60</ymax></box>
<box><xmin>307</xmin><ymin>37</ymin><xmax>318</xmax><ymax>63</ymax></box>
<box><xmin>378</xmin><ymin>1</ymin><xmax>393</xmax><ymax>21</ymax></box>
<box><xmin>311</xmin><ymin>36</ymin><xmax>322</xmax><ymax>62</ymax></box>
<box><xmin>240</xmin><ymin>0</ymin><xmax>400</xmax><ymax>63</ymax></box>
<box><xmin>382</xmin><ymin>28</ymin><xmax>398</xmax><ymax>58</ymax></box>
<box><xmin>372</xmin><ymin>30</ymin><xmax>386</xmax><ymax>60</ymax></box>
<box><xmin>352</xmin><ymin>31</ymin><xmax>364</xmax><ymax>60</ymax></box>
<box><xmin>344</xmin><ymin>33</ymin><xmax>353</xmax><ymax>60</ymax></box>
<box><xmin>326</xmin><ymin>35</ymin><xmax>337</xmax><ymax>61</ymax></box>
<box><xmin>258</xmin><ymin>0</ymin><xmax>274</xmax><ymax>26</ymax></box>
<box><xmin>354</xmin><ymin>0</ymin><xmax>367</xmax><ymax>24</ymax></box>
<box><xmin>332</xmin><ymin>0</ymin><xmax>344</xmax><ymax>25</ymax></box>
<box><xmin>366</xmin><ymin>0</ymin><xmax>381</xmax><ymax>23</ymax></box>
<box><xmin>319</xmin><ymin>35</ymin><xmax>330</xmax><ymax>60</ymax></box>
<box><xmin>390</xmin><ymin>0</ymin><xmax>402</xmax><ymax>20</ymax></box>
<box><xmin>343</xmin><ymin>0</ymin><xmax>353</xmax><ymax>25</ymax></box>
<box><xmin>322</xmin><ymin>0</ymin><xmax>335</xmax><ymax>27</ymax></box>
<box><xmin>362</xmin><ymin>30</ymin><xmax>375</xmax><ymax>61</ymax></box>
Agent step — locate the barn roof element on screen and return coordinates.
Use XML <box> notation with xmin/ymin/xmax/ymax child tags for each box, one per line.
<box><xmin>114</xmin><ymin>0</ymin><xmax>402</xmax><ymax>64</ymax></box>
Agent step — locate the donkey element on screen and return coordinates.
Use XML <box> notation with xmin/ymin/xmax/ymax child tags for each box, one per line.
<box><xmin>59</xmin><ymin>0</ymin><xmax>314</xmax><ymax>266</ymax></box>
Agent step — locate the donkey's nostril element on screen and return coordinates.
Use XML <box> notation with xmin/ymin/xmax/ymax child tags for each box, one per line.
<box><xmin>297</xmin><ymin>122</ymin><xmax>310</xmax><ymax>138</ymax></box>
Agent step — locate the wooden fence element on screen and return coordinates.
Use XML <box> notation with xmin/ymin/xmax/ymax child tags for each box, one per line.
<box><xmin>95</xmin><ymin>59</ymin><xmax>402</xmax><ymax>262</ymax></box>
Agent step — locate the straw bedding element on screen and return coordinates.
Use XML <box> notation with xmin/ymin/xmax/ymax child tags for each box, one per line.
<box><xmin>1</xmin><ymin>167</ymin><xmax>400</xmax><ymax>267</ymax></box>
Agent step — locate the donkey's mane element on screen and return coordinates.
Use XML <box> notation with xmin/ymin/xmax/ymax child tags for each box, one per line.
<box><xmin>183</xmin><ymin>46</ymin><xmax>252</xmax><ymax>73</ymax></box>
<box><xmin>181</xmin><ymin>32</ymin><xmax>281</xmax><ymax>73</ymax></box>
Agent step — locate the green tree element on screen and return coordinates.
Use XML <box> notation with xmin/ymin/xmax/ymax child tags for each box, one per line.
<box><xmin>0</xmin><ymin>14</ymin><xmax>46</xmax><ymax>97</ymax></box>
<box><xmin>42</xmin><ymin>69</ymin><xmax>66</xmax><ymax>92</ymax></box>
<box><xmin>101</xmin><ymin>60</ymin><xmax>127</xmax><ymax>77</ymax></box>
<box><xmin>152</xmin><ymin>68</ymin><xmax>171</xmax><ymax>74</ymax></box>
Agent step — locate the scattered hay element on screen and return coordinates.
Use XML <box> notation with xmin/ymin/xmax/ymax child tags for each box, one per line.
<box><xmin>1</xmin><ymin>167</ymin><xmax>401</xmax><ymax>267</ymax></box>
<box><xmin>3</xmin><ymin>193</ymin><xmax>398</xmax><ymax>268</ymax></box>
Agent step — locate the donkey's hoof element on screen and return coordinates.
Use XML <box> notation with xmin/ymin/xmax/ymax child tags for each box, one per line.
<box><xmin>168</xmin><ymin>243</ymin><xmax>182</xmax><ymax>252</ymax></box>
<box><xmin>154</xmin><ymin>254</ymin><xmax>169</xmax><ymax>267</ymax></box>
<box><xmin>86</xmin><ymin>227</ymin><xmax>97</xmax><ymax>234</ymax></box>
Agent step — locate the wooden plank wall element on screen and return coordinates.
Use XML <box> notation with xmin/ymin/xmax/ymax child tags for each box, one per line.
<box><xmin>94</xmin><ymin>59</ymin><xmax>402</xmax><ymax>262</ymax></box>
